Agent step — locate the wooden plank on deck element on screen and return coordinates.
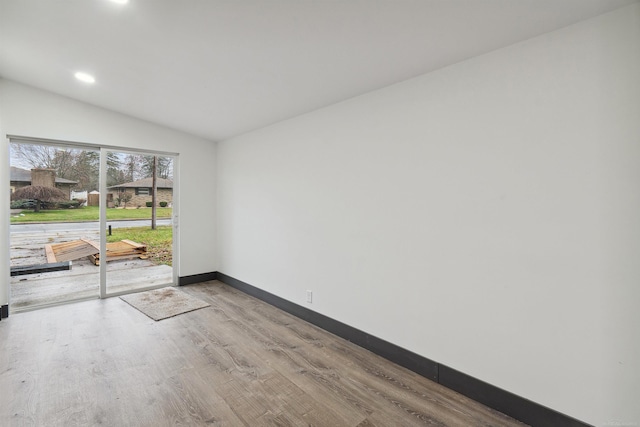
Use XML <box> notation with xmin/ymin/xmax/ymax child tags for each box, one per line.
<box><xmin>44</xmin><ymin>244</ymin><xmax>57</xmax><ymax>263</ymax></box>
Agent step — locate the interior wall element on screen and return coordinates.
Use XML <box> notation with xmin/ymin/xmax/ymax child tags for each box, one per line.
<box><xmin>0</xmin><ymin>78</ymin><xmax>218</xmax><ymax>306</ymax></box>
<box><xmin>216</xmin><ymin>4</ymin><xmax>640</xmax><ymax>426</ymax></box>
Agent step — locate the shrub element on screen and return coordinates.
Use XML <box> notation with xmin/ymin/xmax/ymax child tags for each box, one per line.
<box><xmin>57</xmin><ymin>200</ymin><xmax>82</xmax><ymax>209</ymax></box>
<box><xmin>146</xmin><ymin>201</ymin><xmax>153</xmax><ymax>207</ymax></box>
<box><xmin>159</xmin><ymin>201</ymin><xmax>168</xmax><ymax>207</ymax></box>
<box><xmin>39</xmin><ymin>201</ymin><xmax>58</xmax><ymax>210</ymax></box>
<box><xmin>11</xmin><ymin>199</ymin><xmax>36</xmax><ymax>209</ymax></box>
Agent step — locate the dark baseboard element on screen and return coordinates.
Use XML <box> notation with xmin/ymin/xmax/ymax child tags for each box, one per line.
<box><xmin>213</xmin><ymin>272</ymin><xmax>592</xmax><ymax>427</ymax></box>
<box><xmin>216</xmin><ymin>272</ymin><xmax>439</xmax><ymax>381</ymax></box>
<box><xmin>1</xmin><ymin>304</ymin><xmax>8</xmax><ymax>319</ymax></box>
<box><xmin>438</xmin><ymin>365</ymin><xmax>592</xmax><ymax>427</ymax></box>
<box><xmin>179</xmin><ymin>271</ymin><xmax>217</xmax><ymax>286</ymax></box>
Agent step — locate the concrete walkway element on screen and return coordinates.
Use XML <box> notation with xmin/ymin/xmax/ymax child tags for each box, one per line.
<box><xmin>9</xmin><ymin>221</ymin><xmax>174</xmax><ymax>311</ymax></box>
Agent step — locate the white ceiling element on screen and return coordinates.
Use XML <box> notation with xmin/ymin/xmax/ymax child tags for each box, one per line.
<box><xmin>0</xmin><ymin>0</ymin><xmax>636</xmax><ymax>142</ymax></box>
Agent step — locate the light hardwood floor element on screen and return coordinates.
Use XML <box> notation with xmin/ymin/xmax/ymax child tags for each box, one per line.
<box><xmin>0</xmin><ymin>281</ymin><xmax>527</xmax><ymax>426</ymax></box>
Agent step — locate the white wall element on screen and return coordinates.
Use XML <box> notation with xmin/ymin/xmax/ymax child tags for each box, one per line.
<box><xmin>216</xmin><ymin>4</ymin><xmax>640</xmax><ymax>426</ymax></box>
<box><xmin>0</xmin><ymin>79</ymin><xmax>218</xmax><ymax>307</ymax></box>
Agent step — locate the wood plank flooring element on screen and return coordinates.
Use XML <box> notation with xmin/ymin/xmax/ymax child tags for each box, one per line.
<box><xmin>0</xmin><ymin>281</ymin><xmax>528</xmax><ymax>426</ymax></box>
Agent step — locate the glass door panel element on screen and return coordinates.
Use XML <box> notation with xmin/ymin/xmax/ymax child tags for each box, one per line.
<box><xmin>9</xmin><ymin>142</ymin><xmax>100</xmax><ymax>310</ymax></box>
<box><xmin>103</xmin><ymin>150</ymin><xmax>175</xmax><ymax>295</ymax></box>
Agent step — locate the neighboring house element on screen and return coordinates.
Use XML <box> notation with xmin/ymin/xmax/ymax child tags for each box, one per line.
<box><xmin>107</xmin><ymin>177</ymin><xmax>173</xmax><ymax>207</ymax></box>
<box><xmin>10</xmin><ymin>166</ymin><xmax>77</xmax><ymax>199</ymax></box>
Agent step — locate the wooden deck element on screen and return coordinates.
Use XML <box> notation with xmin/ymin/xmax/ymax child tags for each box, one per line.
<box><xmin>0</xmin><ymin>281</ymin><xmax>527</xmax><ymax>426</ymax></box>
<box><xmin>10</xmin><ymin>227</ymin><xmax>173</xmax><ymax>311</ymax></box>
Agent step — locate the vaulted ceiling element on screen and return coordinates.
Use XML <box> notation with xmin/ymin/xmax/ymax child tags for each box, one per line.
<box><xmin>0</xmin><ymin>0</ymin><xmax>636</xmax><ymax>141</ymax></box>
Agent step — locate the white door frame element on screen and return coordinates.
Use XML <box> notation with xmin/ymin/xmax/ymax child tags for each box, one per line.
<box><xmin>8</xmin><ymin>135</ymin><xmax>179</xmax><ymax>305</ymax></box>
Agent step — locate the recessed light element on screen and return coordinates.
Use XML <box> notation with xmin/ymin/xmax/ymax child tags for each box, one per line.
<box><xmin>74</xmin><ymin>72</ymin><xmax>96</xmax><ymax>84</ymax></box>
<box><xmin>110</xmin><ymin>0</ymin><xmax>129</xmax><ymax>4</ymax></box>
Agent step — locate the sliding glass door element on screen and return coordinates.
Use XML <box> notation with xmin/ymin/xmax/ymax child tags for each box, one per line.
<box><xmin>8</xmin><ymin>136</ymin><xmax>178</xmax><ymax>311</ymax></box>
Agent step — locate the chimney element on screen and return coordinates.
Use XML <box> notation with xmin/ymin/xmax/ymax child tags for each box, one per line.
<box><xmin>31</xmin><ymin>169</ymin><xmax>56</xmax><ymax>188</ymax></box>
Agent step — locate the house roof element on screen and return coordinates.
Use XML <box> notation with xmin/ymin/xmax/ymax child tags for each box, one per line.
<box><xmin>10</xmin><ymin>166</ymin><xmax>78</xmax><ymax>185</ymax></box>
<box><xmin>108</xmin><ymin>177</ymin><xmax>173</xmax><ymax>190</ymax></box>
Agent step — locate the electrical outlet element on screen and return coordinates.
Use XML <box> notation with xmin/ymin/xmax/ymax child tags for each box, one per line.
<box><xmin>306</xmin><ymin>290</ymin><xmax>313</xmax><ymax>303</ymax></box>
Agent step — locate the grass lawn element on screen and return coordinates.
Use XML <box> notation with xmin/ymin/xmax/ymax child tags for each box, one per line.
<box><xmin>10</xmin><ymin>206</ymin><xmax>172</xmax><ymax>223</ymax></box>
<box><xmin>107</xmin><ymin>225</ymin><xmax>173</xmax><ymax>266</ymax></box>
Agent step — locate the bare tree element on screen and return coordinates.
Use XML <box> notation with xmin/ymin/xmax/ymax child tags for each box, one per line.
<box><xmin>123</xmin><ymin>154</ymin><xmax>142</xmax><ymax>182</ymax></box>
<box><xmin>141</xmin><ymin>155</ymin><xmax>172</xmax><ymax>179</ymax></box>
<box><xmin>11</xmin><ymin>143</ymin><xmax>57</xmax><ymax>168</ymax></box>
<box><xmin>116</xmin><ymin>190</ymin><xmax>132</xmax><ymax>208</ymax></box>
<box><xmin>106</xmin><ymin>152</ymin><xmax>124</xmax><ymax>187</ymax></box>
<box><xmin>68</xmin><ymin>150</ymin><xmax>99</xmax><ymax>191</ymax></box>
<box><xmin>11</xmin><ymin>143</ymin><xmax>76</xmax><ymax>178</ymax></box>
